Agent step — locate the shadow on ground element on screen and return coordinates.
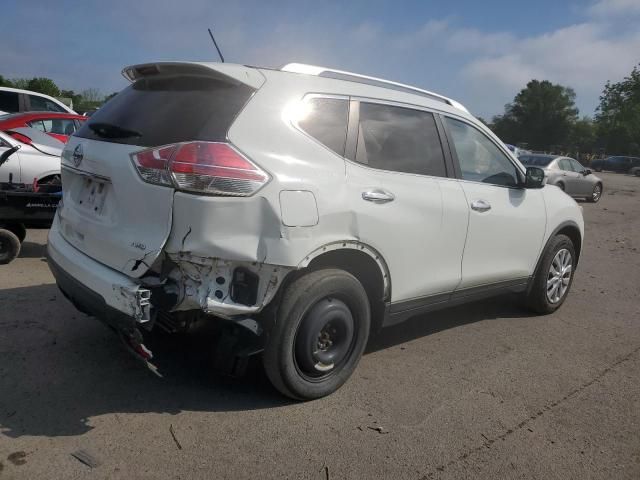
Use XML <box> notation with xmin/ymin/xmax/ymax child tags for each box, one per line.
<box><xmin>17</xmin><ymin>241</ymin><xmax>47</xmax><ymax>259</ymax></box>
<box><xmin>0</xmin><ymin>283</ymin><xmax>531</xmax><ymax>439</ymax></box>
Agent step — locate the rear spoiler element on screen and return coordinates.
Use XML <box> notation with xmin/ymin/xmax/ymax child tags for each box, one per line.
<box><xmin>121</xmin><ymin>62</ymin><xmax>266</xmax><ymax>89</ymax></box>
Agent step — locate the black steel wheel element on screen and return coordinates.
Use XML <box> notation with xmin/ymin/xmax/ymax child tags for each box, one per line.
<box><xmin>263</xmin><ymin>269</ymin><xmax>370</xmax><ymax>400</ymax></box>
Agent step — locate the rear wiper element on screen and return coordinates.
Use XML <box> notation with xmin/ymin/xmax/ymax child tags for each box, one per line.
<box><xmin>88</xmin><ymin>122</ymin><xmax>141</xmax><ymax>139</ymax></box>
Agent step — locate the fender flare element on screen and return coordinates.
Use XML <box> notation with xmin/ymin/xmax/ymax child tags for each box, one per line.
<box><xmin>527</xmin><ymin>220</ymin><xmax>582</xmax><ymax>294</ymax></box>
<box><xmin>297</xmin><ymin>240</ymin><xmax>392</xmax><ymax>301</ymax></box>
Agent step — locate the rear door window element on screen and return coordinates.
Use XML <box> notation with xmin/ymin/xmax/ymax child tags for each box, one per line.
<box><xmin>297</xmin><ymin>97</ymin><xmax>348</xmax><ymax>156</ymax></box>
<box><xmin>76</xmin><ymin>76</ymin><xmax>255</xmax><ymax>147</ymax></box>
<box><xmin>354</xmin><ymin>102</ymin><xmax>447</xmax><ymax>177</ymax></box>
<box><xmin>0</xmin><ymin>91</ymin><xmax>19</xmax><ymax>113</ymax></box>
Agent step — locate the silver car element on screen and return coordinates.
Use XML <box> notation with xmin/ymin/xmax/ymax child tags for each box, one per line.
<box><xmin>520</xmin><ymin>154</ymin><xmax>603</xmax><ymax>203</ymax></box>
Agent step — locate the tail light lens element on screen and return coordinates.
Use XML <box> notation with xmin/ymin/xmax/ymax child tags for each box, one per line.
<box><xmin>131</xmin><ymin>142</ymin><xmax>269</xmax><ymax>196</ymax></box>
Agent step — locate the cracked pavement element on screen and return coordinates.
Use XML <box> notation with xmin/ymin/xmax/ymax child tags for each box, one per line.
<box><xmin>1</xmin><ymin>172</ymin><xmax>639</xmax><ymax>479</ymax></box>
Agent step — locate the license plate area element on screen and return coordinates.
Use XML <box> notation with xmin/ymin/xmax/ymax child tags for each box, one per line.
<box><xmin>78</xmin><ymin>177</ymin><xmax>109</xmax><ymax>216</ymax></box>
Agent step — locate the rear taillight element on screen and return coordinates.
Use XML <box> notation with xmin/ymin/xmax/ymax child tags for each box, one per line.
<box><xmin>131</xmin><ymin>142</ymin><xmax>269</xmax><ymax>196</ymax></box>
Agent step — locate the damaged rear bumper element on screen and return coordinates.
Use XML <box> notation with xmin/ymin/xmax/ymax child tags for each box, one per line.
<box><xmin>47</xmin><ymin>219</ymin><xmax>150</xmax><ymax>328</ymax></box>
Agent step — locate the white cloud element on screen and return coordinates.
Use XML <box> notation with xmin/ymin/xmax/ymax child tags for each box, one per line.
<box><xmin>461</xmin><ymin>21</ymin><xmax>640</xmax><ymax>116</ymax></box>
<box><xmin>588</xmin><ymin>0</ymin><xmax>640</xmax><ymax>16</ymax></box>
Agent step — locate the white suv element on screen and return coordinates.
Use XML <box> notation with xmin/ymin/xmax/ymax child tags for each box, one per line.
<box><xmin>47</xmin><ymin>62</ymin><xmax>584</xmax><ymax>399</ymax></box>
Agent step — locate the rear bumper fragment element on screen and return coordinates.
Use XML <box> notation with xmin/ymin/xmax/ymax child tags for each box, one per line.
<box><xmin>47</xmin><ymin>217</ymin><xmax>152</xmax><ymax>323</ymax></box>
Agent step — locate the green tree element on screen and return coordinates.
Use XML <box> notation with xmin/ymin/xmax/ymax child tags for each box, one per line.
<box><xmin>9</xmin><ymin>78</ymin><xmax>29</xmax><ymax>89</ymax></box>
<box><xmin>26</xmin><ymin>77</ymin><xmax>60</xmax><ymax>97</ymax></box>
<box><xmin>568</xmin><ymin>117</ymin><xmax>597</xmax><ymax>154</ymax></box>
<box><xmin>491</xmin><ymin>80</ymin><xmax>579</xmax><ymax>151</ymax></box>
<box><xmin>0</xmin><ymin>75</ymin><xmax>13</xmax><ymax>87</ymax></box>
<box><xmin>60</xmin><ymin>89</ymin><xmax>84</xmax><ymax>109</ymax></box>
<box><xmin>595</xmin><ymin>65</ymin><xmax>640</xmax><ymax>155</ymax></box>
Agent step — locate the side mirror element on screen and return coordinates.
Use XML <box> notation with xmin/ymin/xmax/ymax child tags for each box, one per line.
<box><xmin>583</xmin><ymin>169</ymin><xmax>592</xmax><ymax>176</ymax></box>
<box><xmin>523</xmin><ymin>166</ymin><xmax>545</xmax><ymax>189</ymax></box>
<box><xmin>0</xmin><ymin>145</ymin><xmax>21</xmax><ymax>168</ymax></box>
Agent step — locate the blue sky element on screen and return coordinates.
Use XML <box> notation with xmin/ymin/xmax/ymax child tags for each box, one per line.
<box><xmin>2</xmin><ymin>0</ymin><xmax>640</xmax><ymax>118</ymax></box>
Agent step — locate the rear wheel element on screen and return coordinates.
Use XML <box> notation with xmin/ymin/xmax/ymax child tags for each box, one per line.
<box><xmin>526</xmin><ymin>234</ymin><xmax>576</xmax><ymax>314</ymax></box>
<box><xmin>588</xmin><ymin>183</ymin><xmax>602</xmax><ymax>203</ymax></box>
<box><xmin>263</xmin><ymin>269</ymin><xmax>371</xmax><ymax>400</ymax></box>
<box><xmin>0</xmin><ymin>229</ymin><xmax>21</xmax><ymax>264</ymax></box>
<box><xmin>556</xmin><ymin>181</ymin><xmax>565</xmax><ymax>192</ymax></box>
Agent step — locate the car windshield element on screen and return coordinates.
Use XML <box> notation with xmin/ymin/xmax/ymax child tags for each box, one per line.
<box><xmin>519</xmin><ymin>155</ymin><xmax>555</xmax><ymax>167</ymax></box>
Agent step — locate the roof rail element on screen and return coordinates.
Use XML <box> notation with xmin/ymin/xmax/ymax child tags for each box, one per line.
<box><xmin>280</xmin><ymin>63</ymin><xmax>469</xmax><ymax>113</ymax></box>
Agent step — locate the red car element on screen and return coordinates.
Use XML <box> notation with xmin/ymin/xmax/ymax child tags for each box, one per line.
<box><xmin>0</xmin><ymin>112</ymin><xmax>86</xmax><ymax>144</ymax></box>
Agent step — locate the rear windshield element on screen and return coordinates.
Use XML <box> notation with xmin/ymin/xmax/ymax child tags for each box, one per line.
<box><xmin>519</xmin><ymin>155</ymin><xmax>555</xmax><ymax>166</ymax></box>
<box><xmin>76</xmin><ymin>76</ymin><xmax>254</xmax><ymax>147</ymax></box>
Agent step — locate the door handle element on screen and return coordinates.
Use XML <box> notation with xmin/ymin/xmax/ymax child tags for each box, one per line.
<box><xmin>362</xmin><ymin>189</ymin><xmax>395</xmax><ymax>204</ymax></box>
<box><xmin>471</xmin><ymin>199</ymin><xmax>491</xmax><ymax>212</ymax></box>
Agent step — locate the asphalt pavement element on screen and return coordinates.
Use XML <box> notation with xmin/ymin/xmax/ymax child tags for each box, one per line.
<box><xmin>0</xmin><ymin>172</ymin><xmax>639</xmax><ymax>479</ymax></box>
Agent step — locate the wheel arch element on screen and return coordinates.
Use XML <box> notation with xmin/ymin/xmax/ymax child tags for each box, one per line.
<box><xmin>297</xmin><ymin>241</ymin><xmax>391</xmax><ymax>333</ymax></box>
<box><xmin>527</xmin><ymin>220</ymin><xmax>582</xmax><ymax>295</ymax></box>
<box><xmin>537</xmin><ymin>221</ymin><xmax>583</xmax><ymax>270</ymax></box>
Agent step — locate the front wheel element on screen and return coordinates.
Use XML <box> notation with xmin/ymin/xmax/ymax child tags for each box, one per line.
<box><xmin>263</xmin><ymin>269</ymin><xmax>371</xmax><ymax>400</ymax></box>
<box><xmin>525</xmin><ymin>234</ymin><xmax>576</xmax><ymax>314</ymax></box>
<box><xmin>588</xmin><ymin>183</ymin><xmax>603</xmax><ymax>203</ymax></box>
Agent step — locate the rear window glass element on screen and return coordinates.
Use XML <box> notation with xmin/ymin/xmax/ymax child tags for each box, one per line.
<box><xmin>76</xmin><ymin>76</ymin><xmax>255</xmax><ymax>147</ymax></box>
<box><xmin>298</xmin><ymin>97</ymin><xmax>348</xmax><ymax>156</ymax></box>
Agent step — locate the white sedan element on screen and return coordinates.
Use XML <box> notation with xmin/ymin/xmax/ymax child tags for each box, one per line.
<box><xmin>0</xmin><ymin>127</ymin><xmax>62</xmax><ymax>184</ymax></box>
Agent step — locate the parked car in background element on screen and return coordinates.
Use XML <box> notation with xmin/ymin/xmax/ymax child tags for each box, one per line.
<box><xmin>0</xmin><ymin>112</ymin><xmax>86</xmax><ymax>143</ymax></box>
<box><xmin>0</xmin><ymin>87</ymin><xmax>77</xmax><ymax>116</ymax></box>
<box><xmin>0</xmin><ymin>128</ymin><xmax>62</xmax><ymax>184</ymax></box>
<box><xmin>591</xmin><ymin>156</ymin><xmax>640</xmax><ymax>173</ymax></box>
<box><xmin>504</xmin><ymin>143</ymin><xmax>531</xmax><ymax>158</ymax></box>
<box><xmin>520</xmin><ymin>154</ymin><xmax>603</xmax><ymax>202</ymax></box>
<box><xmin>48</xmin><ymin>61</ymin><xmax>584</xmax><ymax>400</ymax></box>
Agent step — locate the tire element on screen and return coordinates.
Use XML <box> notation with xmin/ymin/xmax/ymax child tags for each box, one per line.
<box><xmin>594</xmin><ymin>167</ymin><xmax>602</xmax><ymax>172</ymax></box>
<box><xmin>263</xmin><ymin>268</ymin><xmax>371</xmax><ymax>400</ymax></box>
<box><xmin>0</xmin><ymin>229</ymin><xmax>21</xmax><ymax>264</ymax></box>
<box><xmin>587</xmin><ymin>183</ymin><xmax>603</xmax><ymax>203</ymax></box>
<box><xmin>0</xmin><ymin>223</ymin><xmax>26</xmax><ymax>243</ymax></box>
<box><xmin>525</xmin><ymin>234</ymin><xmax>576</xmax><ymax>314</ymax></box>
<box><xmin>557</xmin><ymin>181</ymin><xmax>565</xmax><ymax>192</ymax></box>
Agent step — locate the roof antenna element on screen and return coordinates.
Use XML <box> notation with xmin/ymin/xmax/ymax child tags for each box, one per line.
<box><xmin>207</xmin><ymin>28</ymin><xmax>225</xmax><ymax>63</ymax></box>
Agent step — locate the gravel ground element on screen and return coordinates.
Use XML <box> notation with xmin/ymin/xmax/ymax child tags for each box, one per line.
<box><xmin>0</xmin><ymin>172</ymin><xmax>639</xmax><ymax>479</ymax></box>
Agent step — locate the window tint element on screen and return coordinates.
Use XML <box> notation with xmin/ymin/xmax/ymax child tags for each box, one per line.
<box><xmin>355</xmin><ymin>102</ymin><xmax>446</xmax><ymax>176</ymax></box>
<box><xmin>76</xmin><ymin>76</ymin><xmax>254</xmax><ymax>147</ymax></box>
<box><xmin>28</xmin><ymin>94</ymin><xmax>65</xmax><ymax>112</ymax></box>
<box><xmin>445</xmin><ymin>117</ymin><xmax>519</xmax><ymax>187</ymax></box>
<box><xmin>0</xmin><ymin>91</ymin><xmax>19</xmax><ymax>113</ymax></box>
<box><xmin>297</xmin><ymin>97</ymin><xmax>348</xmax><ymax>156</ymax></box>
